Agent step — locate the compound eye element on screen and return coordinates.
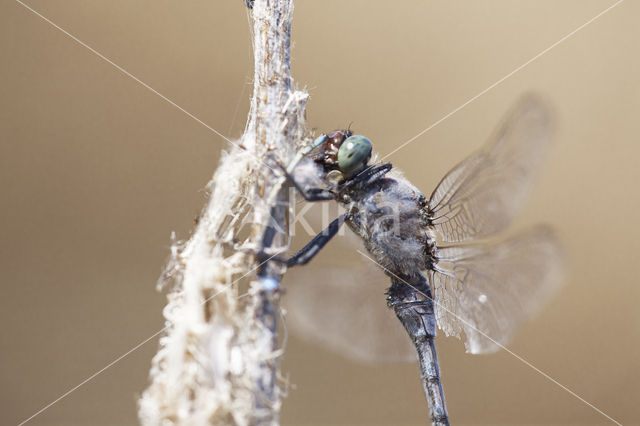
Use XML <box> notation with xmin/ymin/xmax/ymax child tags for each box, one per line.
<box><xmin>337</xmin><ymin>135</ymin><xmax>373</xmax><ymax>176</ymax></box>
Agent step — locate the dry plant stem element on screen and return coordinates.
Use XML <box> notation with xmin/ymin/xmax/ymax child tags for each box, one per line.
<box><xmin>138</xmin><ymin>1</ymin><xmax>306</xmax><ymax>425</ymax></box>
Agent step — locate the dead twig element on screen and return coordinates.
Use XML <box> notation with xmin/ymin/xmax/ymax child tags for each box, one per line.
<box><xmin>138</xmin><ymin>1</ymin><xmax>306</xmax><ymax>424</ymax></box>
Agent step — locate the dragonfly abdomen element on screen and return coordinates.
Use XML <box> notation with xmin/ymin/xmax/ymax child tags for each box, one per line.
<box><xmin>387</xmin><ymin>275</ymin><xmax>450</xmax><ymax>426</ymax></box>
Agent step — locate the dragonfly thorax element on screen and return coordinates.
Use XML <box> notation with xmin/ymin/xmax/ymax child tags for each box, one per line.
<box><xmin>345</xmin><ymin>176</ymin><xmax>435</xmax><ymax>275</ymax></box>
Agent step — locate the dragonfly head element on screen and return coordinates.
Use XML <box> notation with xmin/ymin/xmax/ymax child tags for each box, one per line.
<box><xmin>313</xmin><ymin>130</ymin><xmax>373</xmax><ymax>178</ymax></box>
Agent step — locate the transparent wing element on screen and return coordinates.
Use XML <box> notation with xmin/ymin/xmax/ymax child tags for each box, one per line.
<box><xmin>283</xmin><ymin>229</ymin><xmax>416</xmax><ymax>363</ymax></box>
<box><xmin>429</xmin><ymin>226</ymin><xmax>564</xmax><ymax>354</ymax></box>
<box><xmin>428</xmin><ymin>95</ymin><xmax>552</xmax><ymax>242</ymax></box>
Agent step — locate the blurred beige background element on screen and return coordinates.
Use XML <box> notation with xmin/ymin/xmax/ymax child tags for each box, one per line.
<box><xmin>1</xmin><ymin>0</ymin><xmax>638</xmax><ymax>425</ymax></box>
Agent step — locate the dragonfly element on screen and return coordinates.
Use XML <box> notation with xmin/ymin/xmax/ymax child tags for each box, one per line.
<box><xmin>270</xmin><ymin>96</ymin><xmax>564</xmax><ymax>425</ymax></box>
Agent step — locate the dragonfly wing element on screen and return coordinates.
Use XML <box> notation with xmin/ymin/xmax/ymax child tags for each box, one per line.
<box><xmin>283</xmin><ymin>234</ymin><xmax>416</xmax><ymax>363</ymax></box>
<box><xmin>428</xmin><ymin>226</ymin><xmax>564</xmax><ymax>354</ymax></box>
<box><xmin>428</xmin><ymin>95</ymin><xmax>552</xmax><ymax>242</ymax></box>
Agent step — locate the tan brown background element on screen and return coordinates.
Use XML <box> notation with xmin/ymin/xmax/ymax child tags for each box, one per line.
<box><xmin>1</xmin><ymin>0</ymin><xmax>638</xmax><ymax>425</ymax></box>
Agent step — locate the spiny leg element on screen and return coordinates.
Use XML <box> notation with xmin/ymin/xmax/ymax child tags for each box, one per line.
<box><xmin>278</xmin><ymin>162</ymin><xmax>336</xmax><ymax>202</ymax></box>
<box><xmin>342</xmin><ymin>162</ymin><xmax>393</xmax><ymax>189</ymax></box>
<box><xmin>287</xmin><ymin>213</ymin><xmax>350</xmax><ymax>267</ymax></box>
<box><xmin>257</xmin><ymin>158</ymin><xmax>335</xmax><ymax>263</ymax></box>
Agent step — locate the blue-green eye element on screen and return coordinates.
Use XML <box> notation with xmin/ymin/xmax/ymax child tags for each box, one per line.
<box><xmin>338</xmin><ymin>135</ymin><xmax>372</xmax><ymax>176</ymax></box>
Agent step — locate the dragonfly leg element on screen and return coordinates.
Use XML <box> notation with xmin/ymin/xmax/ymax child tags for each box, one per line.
<box><xmin>278</xmin><ymin>162</ymin><xmax>336</xmax><ymax>202</ymax></box>
<box><xmin>342</xmin><ymin>162</ymin><xmax>393</xmax><ymax>188</ymax></box>
<box><xmin>255</xmin><ymin>164</ymin><xmax>334</xmax><ymax>269</ymax></box>
<box><xmin>287</xmin><ymin>213</ymin><xmax>350</xmax><ymax>267</ymax></box>
<box><xmin>298</xmin><ymin>187</ymin><xmax>336</xmax><ymax>202</ymax></box>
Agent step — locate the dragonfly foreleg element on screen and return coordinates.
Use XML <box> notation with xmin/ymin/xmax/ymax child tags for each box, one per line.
<box><xmin>287</xmin><ymin>213</ymin><xmax>351</xmax><ymax>267</ymax></box>
<box><xmin>342</xmin><ymin>162</ymin><xmax>393</xmax><ymax>188</ymax></box>
<box><xmin>278</xmin><ymin>162</ymin><xmax>336</xmax><ymax>202</ymax></box>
